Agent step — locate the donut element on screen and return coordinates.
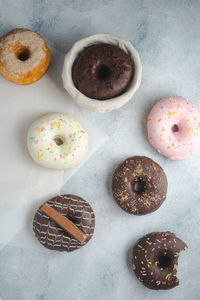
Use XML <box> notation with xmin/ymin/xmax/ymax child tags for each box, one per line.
<box><xmin>72</xmin><ymin>43</ymin><xmax>133</xmax><ymax>100</ymax></box>
<box><xmin>33</xmin><ymin>194</ymin><xmax>95</xmax><ymax>252</ymax></box>
<box><xmin>112</xmin><ymin>156</ymin><xmax>167</xmax><ymax>215</ymax></box>
<box><xmin>63</xmin><ymin>34</ymin><xmax>142</xmax><ymax>113</ymax></box>
<box><xmin>0</xmin><ymin>28</ymin><xmax>51</xmax><ymax>84</ymax></box>
<box><xmin>147</xmin><ymin>97</ymin><xmax>200</xmax><ymax>160</ymax></box>
<box><xmin>132</xmin><ymin>232</ymin><xmax>187</xmax><ymax>290</ymax></box>
<box><xmin>27</xmin><ymin>113</ymin><xmax>88</xmax><ymax>170</ymax></box>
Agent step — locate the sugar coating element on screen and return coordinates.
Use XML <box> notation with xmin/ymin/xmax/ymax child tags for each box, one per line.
<box><xmin>147</xmin><ymin>97</ymin><xmax>200</xmax><ymax>160</ymax></box>
<box><xmin>0</xmin><ymin>28</ymin><xmax>46</xmax><ymax>75</ymax></box>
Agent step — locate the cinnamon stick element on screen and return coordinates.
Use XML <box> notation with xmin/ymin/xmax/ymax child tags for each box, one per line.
<box><xmin>41</xmin><ymin>203</ymin><xmax>87</xmax><ymax>244</ymax></box>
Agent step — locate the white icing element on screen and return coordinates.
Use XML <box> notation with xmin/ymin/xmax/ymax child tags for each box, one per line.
<box><xmin>62</xmin><ymin>34</ymin><xmax>142</xmax><ymax>113</ymax></box>
<box><xmin>27</xmin><ymin>113</ymin><xmax>88</xmax><ymax>170</ymax></box>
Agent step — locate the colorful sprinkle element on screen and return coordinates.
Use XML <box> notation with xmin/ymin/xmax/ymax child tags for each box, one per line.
<box><xmin>38</xmin><ymin>152</ymin><xmax>44</xmax><ymax>159</ymax></box>
<box><xmin>28</xmin><ymin>113</ymin><xmax>88</xmax><ymax>169</ymax></box>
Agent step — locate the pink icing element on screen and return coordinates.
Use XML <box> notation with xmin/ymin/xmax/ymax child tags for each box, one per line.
<box><xmin>147</xmin><ymin>97</ymin><xmax>200</xmax><ymax>160</ymax></box>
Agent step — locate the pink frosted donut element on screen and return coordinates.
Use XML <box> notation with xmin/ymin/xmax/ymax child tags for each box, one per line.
<box><xmin>147</xmin><ymin>97</ymin><xmax>200</xmax><ymax>160</ymax></box>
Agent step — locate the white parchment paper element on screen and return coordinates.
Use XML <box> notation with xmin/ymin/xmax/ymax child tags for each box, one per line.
<box><xmin>0</xmin><ymin>49</ymin><xmax>107</xmax><ymax>250</ymax></box>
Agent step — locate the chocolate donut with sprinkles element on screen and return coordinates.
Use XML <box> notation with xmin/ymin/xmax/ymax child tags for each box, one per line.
<box><xmin>112</xmin><ymin>156</ymin><xmax>167</xmax><ymax>215</ymax></box>
<box><xmin>132</xmin><ymin>232</ymin><xmax>187</xmax><ymax>290</ymax></box>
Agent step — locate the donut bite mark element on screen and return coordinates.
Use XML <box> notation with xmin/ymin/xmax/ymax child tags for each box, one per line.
<box><xmin>33</xmin><ymin>195</ymin><xmax>95</xmax><ymax>252</ymax></box>
<box><xmin>132</xmin><ymin>232</ymin><xmax>187</xmax><ymax>290</ymax></box>
<box><xmin>72</xmin><ymin>43</ymin><xmax>133</xmax><ymax>100</ymax></box>
<box><xmin>0</xmin><ymin>28</ymin><xmax>51</xmax><ymax>84</ymax></box>
<box><xmin>112</xmin><ymin>156</ymin><xmax>167</xmax><ymax>215</ymax></box>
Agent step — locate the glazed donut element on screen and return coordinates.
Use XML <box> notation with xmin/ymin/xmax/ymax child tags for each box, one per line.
<box><xmin>27</xmin><ymin>113</ymin><xmax>88</xmax><ymax>170</ymax></box>
<box><xmin>0</xmin><ymin>28</ymin><xmax>50</xmax><ymax>84</ymax></box>
<box><xmin>33</xmin><ymin>194</ymin><xmax>95</xmax><ymax>252</ymax></box>
<box><xmin>112</xmin><ymin>156</ymin><xmax>167</xmax><ymax>215</ymax></box>
<box><xmin>72</xmin><ymin>43</ymin><xmax>133</xmax><ymax>100</ymax></box>
<box><xmin>132</xmin><ymin>232</ymin><xmax>187</xmax><ymax>290</ymax></box>
<box><xmin>147</xmin><ymin>97</ymin><xmax>200</xmax><ymax>160</ymax></box>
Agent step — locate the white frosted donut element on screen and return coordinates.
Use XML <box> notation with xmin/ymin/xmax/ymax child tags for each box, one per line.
<box><xmin>27</xmin><ymin>113</ymin><xmax>88</xmax><ymax>169</ymax></box>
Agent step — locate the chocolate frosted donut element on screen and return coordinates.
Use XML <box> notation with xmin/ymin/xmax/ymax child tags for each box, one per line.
<box><xmin>112</xmin><ymin>156</ymin><xmax>167</xmax><ymax>215</ymax></box>
<box><xmin>72</xmin><ymin>43</ymin><xmax>133</xmax><ymax>100</ymax></box>
<box><xmin>33</xmin><ymin>194</ymin><xmax>95</xmax><ymax>252</ymax></box>
<box><xmin>132</xmin><ymin>232</ymin><xmax>187</xmax><ymax>290</ymax></box>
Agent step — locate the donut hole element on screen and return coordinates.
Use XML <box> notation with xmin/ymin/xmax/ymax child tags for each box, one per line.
<box><xmin>157</xmin><ymin>253</ymin><xmax>172</xmax><ymax>269</ymax></box>
<box><xmin>98</xmin><ymin>65</ymin><xmax>111</xmax><ymax>79</ymax></box>
<box><xmin>67</xmin><ymin>215</ymin><xmax>76</xmax><ymax>224</ymax></box>
<box><xmin>53</xmin><ymin>136</ymin><xmax>64</xmax><ymax>146</ymax></box>
<box><xmin>133</xmin><ymin>180</ymin><xmax>146</xmax><ymax>193</ymax></box>
<box><xmin>17</xmin><ymin>47</ymin><xmax>30</xmax><ymax>61</ymax></box>
<box><xmin>171</xmin><ymin>124</ymin><xmax>179</xmax><ymax>133</ymax></box>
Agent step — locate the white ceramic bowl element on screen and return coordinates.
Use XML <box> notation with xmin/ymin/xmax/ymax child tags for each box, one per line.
<box><xmin>62</xmin><ymin>34</ymin><xmax>142</xmax><ymax>113</ymax></box>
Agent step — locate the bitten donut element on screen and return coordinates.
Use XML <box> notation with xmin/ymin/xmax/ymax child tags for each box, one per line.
<box><xmin>27</xmin><ymin>113</ymin><xmax>88</xmax><ymax>169</ymax></box>
<box><xmin>112</xmin><ymin>156</ymin><xmax>167</xmax><ymax>215</ymax></box>
<box><xmin>72</xmin><ymin>43</ymin><xmax>133</xmax><ymax>100</ymax></box>
<box><xmin>132</xmin><ymin>232</ymin><xmax>187</xmax><ymax>290</ymax></box>
<box><xmin>147</xmin><ymin>97</ymin><xmax>200</xmax><ymax>160</ymax></box>
<box><xmin>33</xmin><ymin>194</ymin><xmax>95</xmax><ymax>252</ymax></box>
<box><xmin>0</xmin><ymin>28</ymin><xmax>50</xmax><ymax>84</ymax></box>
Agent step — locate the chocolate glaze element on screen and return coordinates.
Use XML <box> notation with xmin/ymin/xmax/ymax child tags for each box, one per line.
<box><xmin>72</xmin><ymin>43</ymin><xmax>133</xmax><ymax>100</ymax></box>
<box><xmin>132</xmin><ymin>232</ymin><xmax>187</xmax><ymax>290</ymax></box>
<box><xmin>33</xmin><ymin>194</ymin><xmax>95</xmax><ymax>252</ymax></box>
<box><xmin>112</xmin><ymin>156</ymin><xmax>167</xmax><ymax>215</ymax></box>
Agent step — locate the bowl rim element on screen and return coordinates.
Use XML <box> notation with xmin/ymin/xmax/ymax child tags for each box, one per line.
<box><xmin>62</xmin><ymin>33</ymin><xmax>142</xmax><ymax>113</ymax></box>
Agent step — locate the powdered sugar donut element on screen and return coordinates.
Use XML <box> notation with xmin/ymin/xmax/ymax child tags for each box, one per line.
<box><xmin>27</xmin><ymin>113</ymin><xmax>88</xmax><ymax>169</ymax></box>
<box><xmin>147</xmin><ymin>97</ymin><xmax>200</xmax><ymax>160</ymax></box>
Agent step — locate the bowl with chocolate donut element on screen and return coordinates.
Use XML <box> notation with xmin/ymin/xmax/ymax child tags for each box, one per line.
<box><xmin>62</xmin><ymin>34</ymin><xmax>142</xmax><ymax>113</ymax></box>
